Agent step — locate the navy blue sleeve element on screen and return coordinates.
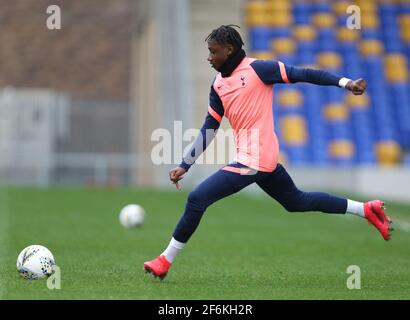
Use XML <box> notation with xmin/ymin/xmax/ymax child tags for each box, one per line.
<box><xmin>251</xmin><ymin>60</ymin><xmax>342</xmax><ymax>86</ymax></box>
<box><xmin>250</xmin><ymin>60</ymin><xmax>284</xmax><ymax>84</ymax></box>
<box><xmin>286</xmin><ymin>65</ymin><xmax>342</xmax><ymax>86</ymax></box>
<box><xmin>179</xmin><ymin>85</ymin><xmax>223</xmax><ymax>171</ymax></box>
<box><xmin>209</xmin><ymin>85</ymin><xmax>224</xmax><ymax>119</ymax></box>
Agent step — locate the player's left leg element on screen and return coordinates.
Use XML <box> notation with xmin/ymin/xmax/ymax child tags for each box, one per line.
<box><xmin>144</xmin><ymin>163</ymin><xmax>265</xmax><ymax>279</ymax></box>
<box><xmin>256</xmin><ymin>163</ymin><xmax>393</xmax><ymax>240</ymax></box>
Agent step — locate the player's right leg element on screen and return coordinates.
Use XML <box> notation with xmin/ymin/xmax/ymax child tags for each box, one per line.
<box><xmin>256</xmin><ymin>163</ymin><xmax>393</xmax><ymax>241</ymax></box>
<box><xmin>144</xmin><ymin>163</ymin><xmax>262</xmax><ymax>279</ymax></box>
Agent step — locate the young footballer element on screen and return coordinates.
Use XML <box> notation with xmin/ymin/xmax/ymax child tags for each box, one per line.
<box><xmin>144</xmin><ymin>25</ymin><xmax>393</xmax><ymax>280</ymax></box>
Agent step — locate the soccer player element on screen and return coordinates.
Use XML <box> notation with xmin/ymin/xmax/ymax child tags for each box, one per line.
<box><xmin>144</xmin><ymin>25</ymin><xmax>393</xmax><ymax>280</ymax></box>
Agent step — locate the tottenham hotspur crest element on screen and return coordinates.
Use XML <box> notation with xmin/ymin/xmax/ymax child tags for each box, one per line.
<box><xmin>240</xmin><ymin>75</ymin><xmax>246</xmax><ymax>86</ymax></box>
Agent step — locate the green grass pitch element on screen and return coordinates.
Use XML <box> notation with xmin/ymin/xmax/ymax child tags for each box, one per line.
<box><xmin>0</xmin><ymin>186</ymin><xmax>409</xmax><ymax>299</ymax></box>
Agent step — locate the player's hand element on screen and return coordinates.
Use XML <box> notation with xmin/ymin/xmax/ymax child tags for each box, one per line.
<box><xmin>169</xmin><ymin>166</ymin><xmax>186</xmax><ymax>191</ymax></box>
<box><xmin>346</xmin><ymin>78</ymin><xmax>367</xmax><ymax>95</ymax></box>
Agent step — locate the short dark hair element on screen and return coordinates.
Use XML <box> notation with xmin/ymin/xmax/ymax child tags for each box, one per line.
<box><xmin>205</xmin><ymin>25</ymin><xmax>244</xmax><ymax>51</ymax></box>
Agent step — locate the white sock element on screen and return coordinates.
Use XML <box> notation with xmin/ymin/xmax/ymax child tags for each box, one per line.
<box><xmin>161</xmin><ymin>237</ymin><xmax>185</xmax><ymax>263</ymax></box>
<box><xmin>346</xmin><ymin>199</ymin><xmax>365</xmax><ymax>218</ymax></box>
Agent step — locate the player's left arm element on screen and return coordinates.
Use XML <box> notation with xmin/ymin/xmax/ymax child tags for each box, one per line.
<box><xmin>251</xmin><ymin>60</ymin><xmax>367</xmax><ymax>95</ymax></box>
<box><xmin>286</xmin><ymin>65</ymin><xmax>367</xmax><ymax>95</ymax></box>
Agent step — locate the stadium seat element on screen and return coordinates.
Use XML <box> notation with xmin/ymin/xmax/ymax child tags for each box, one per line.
<box><xmin>399</xmin><ymin>14</ymin><xmax>410</xmax><ymax>42</ymax></box>
<box><xmin>361</xmin><ymin>14</ymin><xmax>380</xmax><ymax>29</ymax></box>
<box><xmin>324</xmin><ymin>103</ymin><xmax>349</xmax><ymax>121</ymax></box>
<box><xmin>312</xmin><ymin>12</ymin><xmax>336</xmax><ymax>29</ymax></box>
<box><xmin>314</xmin><ymin>1</ymin><xmax>331</xmax><ymax>13</ymax></box>
<box><xmin>248</xmin><ymin>27</ymin><xmax>273</xmax><ymax>51</ymax></box>
<box><xmin>270</xmin><ymin>13</ymin><xmax>294</xmax><ymax>28</ymax></box>
<box><xmin>379</xmin><ymin>1</ymin><xmax>397</xmax><ymax>15</ymax></box>
<box><xmin>345</xmin><ymin>92</ymin><xmax>370</xmax><ymax>109</ymax></box>
<box><xmin>297</xmin><ymin>43</ymin><xmax>316</xmax><ymax>64</ymax></box>
<box><xmin>333</xmin><ymin>1</ymin><xmax>350</xmax><ymax>16</ymax></box>
<box><xmin>269</xmin><ymin>28</ymin><xmax>292</xmax><ymax>38</ymax></box>
<box><xmin>280</xmin><ymin>115</ymin><xmax>308</xmax><ymax>146</ymax></box>
<box><xmin>337</xmin><ymin>27</ymin><xmax>360</xmax><ymax>43</ymax></box>
<box><xmin>271</xmin><ymin>38</ymin><xmax>296</xmax><ymax>56</ymax></box>
<box><xmin>361</xmin><ymin>28</ymin><xmax>382</xmax><ymax>40</ymax></box>
<box><xmin>328</xmin><ymin>139</ymin><xmax>355</xmax><ymax>163</ymax></box>
<box><xmin>287</xmin><ymin>147</ymin><xmax>310</xmax><ymax>165</ymax></box>
<box><xmin>293</xmin><ymin>1</ymin><xmax>312</xmax><ymax>25</ymax></box>
<box><xmin>266</xmin><ymin>0</ymin><xmax>291</xmax><ymax>12</ymax></box>
<box><xmin>375</xmin><ymin>141</ymin><xmax>402</xmax><ymax>166</ymax></box>
<box><xmin>317</xmin><ymin>52</ymin><xmax>342</xmax><ymax>70</ymax></box>
<box><xmin>359</xmin><ymin>39</ymin><xmax>384</xmax><ymax>56</ymax></box>
<box><xmin>355</xmin><ymin>0</ymin><xmax>377</xmax><ymax>14</ymax></box>
<box><xmin>317</xmin><ymin>29</ymin><xmax>338</xmax><ymax>51</ymax></box>
<box><xmin>278</xmin><ymin>89</ymin><xmax>303</xmax><ymax>110</ymax></box>
<box><xmin>384</xmin><ymin>53</ymin><xmax>409</xmax><ymax>82</ymax></box>
<box><xmin>293</xmin><ymin>25</ymin><xmax>316</xmax><ymax>42</ymax></box>
<box><xmin>245</xmin><ymin>1</ymin><xmax>271</xmax><ymax>27</ymax></box>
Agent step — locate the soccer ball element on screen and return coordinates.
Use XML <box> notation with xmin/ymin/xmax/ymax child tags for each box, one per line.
<box><xmin>16</xmin><ymin>245</ymin><xmax>55</xmax><ymax>280</ymax></box>
<box><xmin>119</xmin><ymin>204</ymin><xmax>145</xmax><ymax>228</ymax></box>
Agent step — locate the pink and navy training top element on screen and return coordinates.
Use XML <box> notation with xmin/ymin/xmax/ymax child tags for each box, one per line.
<box><xmin>180</xmin><ymin>53</ymin><xmax>343</xmax><ymax>172</ymax></box>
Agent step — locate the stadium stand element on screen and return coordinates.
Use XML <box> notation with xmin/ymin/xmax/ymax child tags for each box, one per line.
<box><xmin>245</xmin><ymin>0</ymin><xmax>410</xmax><ymax>167</ymax></box>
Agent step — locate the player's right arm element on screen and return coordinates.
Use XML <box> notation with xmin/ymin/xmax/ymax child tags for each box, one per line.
<box><xmin>250</xmin><ymin>60</ymin><xmax>366</xmax><ymax>95</ymax></box>
<box><xmin>169</xmin><ymin>84</ymin><xmax>224</xmax><ymax>190</ymax></box>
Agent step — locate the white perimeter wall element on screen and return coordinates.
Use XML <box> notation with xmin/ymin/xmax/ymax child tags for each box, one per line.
<box><xmin>286</xmin><ymin>167</ymin><xmax>410</xmax><ymax>202</ymax></box>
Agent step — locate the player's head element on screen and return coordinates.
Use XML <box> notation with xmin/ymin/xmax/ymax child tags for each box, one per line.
<box><xmin>205</xmin><ymin>25</ymin><xmax>244</xmax><ymax>71</ymax></box>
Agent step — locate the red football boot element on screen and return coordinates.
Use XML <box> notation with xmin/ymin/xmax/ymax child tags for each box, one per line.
<box><xmin>143</xmin><ymin>255</ymin><xmax>171</xmax><ymax>280</ymax></box>
<box><xmin>364</xmin><ymin>200</ymin><xmax>393</xmax><ymax>241</ymax></box>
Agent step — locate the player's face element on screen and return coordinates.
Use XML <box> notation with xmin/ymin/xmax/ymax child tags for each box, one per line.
<box><xmin>207</xmin><ymin>40</ymin><xmax>234</xmax><ymax>71</ymax></box>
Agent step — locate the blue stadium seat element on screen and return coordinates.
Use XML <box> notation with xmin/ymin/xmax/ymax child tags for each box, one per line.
<box><xmin>361</xmin><ymin>29</ymin><xmax>381</xmax><ymax>40</ymax></box>
<box><xmin>294</xmin><ymin>12</ymin><xmax>311</xmax><ymax>25</ymax></box>
<box><xmin>317</xmin><ymin>29</ymin><xmax>337</xmax><ymax>51</ymax></box>
<box><xmin>314</xmin><ymin>1</ymin><xmax>331</xmax><ymax>13</ymax></box>
<box><xmin>249</xmin><ymin>27</ymin><xmax>274</xmax><ymax>51</ymax></box>
<box><xmin>380</xmin><ymin>14</ymin><xmax>398</xmax><ymax>27</ymax></box>
<box><xmin>379</xmin><ymin>3</ymin><xmax>397</xmax><ymax>15</ymax></box>
<box><xmin>325</xmin><ymin>86</ymin><xmax>344</xmax><ymax>103</ymax></box>
<box><xmin>269</xmin><ymin>28</ymin><xmax>292</xmax><ymax>38</ymax></box>
<box><xmin>293</xmin><ymin>2</ymin><xmax>311</xmax><ymax>25</ymax></box>
<box><xmin>286</xmin><ymin>146</ymin><xmax>310</xmax><ymax>166</ymax></box>
<box><xmin>384</xmin><ymin>40</ymin><xmax>403</xmax><ymax>53</ymax></box>
<box><xmin>297</xmin><ymin>49</ymin><xmax>316</xmax><ymax>65</ymax></box>
<box><xmin>390</xmin><ymin>84</ymin><xmax>410</xmax><ymax>147</ymax></box>
<box><xmin>339</xmin><ymin>42</ymin><xmax>358</xmax><ymax>55</ymax></box>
